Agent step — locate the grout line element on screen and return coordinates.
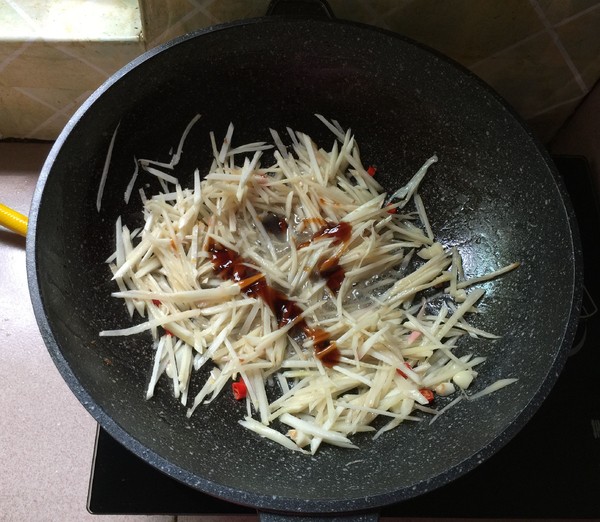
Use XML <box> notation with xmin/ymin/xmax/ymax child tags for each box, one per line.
<box><xmin>526</xmin><ymin>94</ymin><xmax>583</xmax><ymax>119</ymax></box>
<box><xmin>148</xmin><ymin>1</ymin><xmax>207</xmax><ymax>48</ymax></box>
<box><xmin>362</xmin><ymin>2</ymin><xmax>393</xmax><ymax>30</ymax></box>
<box><xmin>12</xmin><ymin>86</ymin><xmax>62</xmax><ymax>111</ymax></box>
<box><xmin>196</xmin><ymin>0</ymin><xmax>221</xmax><ymax>25</ymax></box>
<box><xmin>554</xmin><ymin>2</ymin><xmax>600</xmax><ymax>28</ymax></box>
<box><xmin>529</xmin><ymin>0</ymin><xmax>587</xmax><ymax>93</ymax></box>
<box><xmin>25</xmin><ymin>90</ymin><xmax>92</xmax><ymax>139</ymax></box>
<box><xmin>468</xmin><ymin>30</ymin><xmax>545</xmax><ymax>70</ymax></box>
<box><xmin>0</xmin><ymin>39</ymin><xmax>34</xmax><ymax>72</ymax></box>
<box><xmin>384</xmin><ymin>0</ymin><xmax>420</xmax><ymax>19</ymax></box>
<box><xmin>53</xmin><ymin>44</ymin><xmax>112</xmax><ymax>78</ymax></box>
<box><xmin>4</xmin><ymin>0</ymin><xmax>39</xmax><ymax>33</ymax></box>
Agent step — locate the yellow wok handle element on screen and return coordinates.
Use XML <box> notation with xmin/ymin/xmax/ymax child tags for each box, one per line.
<box><xmin>0</xmin><ymin>203</ymin><xmax>28</xmax><ymax>237</ymax></box>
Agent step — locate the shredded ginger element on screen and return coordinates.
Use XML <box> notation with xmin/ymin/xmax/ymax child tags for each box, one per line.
<box><xmin>101</xmin><ymin>115</ymin><xmax>518</xmax><ymax>454</ymax></box>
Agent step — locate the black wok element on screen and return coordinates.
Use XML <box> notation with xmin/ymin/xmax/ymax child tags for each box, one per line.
<box><xmin>27</xmin><ymin>1</ymin><xmax>582</xmax><ymax>519</ymax></box>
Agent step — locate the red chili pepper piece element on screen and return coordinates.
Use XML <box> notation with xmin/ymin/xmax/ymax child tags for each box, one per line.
<box><xmin>420</xmin><ymin>388</ymin><xmax>435</xmax><ymax>403</ymax></box>
<box><xmin>163</xmin><ymin>328</ymin><xmax>174</xmax><ymax>337</ymax></box>
<box><xmin>232</xmin><ymin>379</ymin><xmax>247</xmax><ymax>400</ymax></box>
<box><xmin>396</xmin><ymin>362</ymin><xmax>412</xmax><ymax>378</ymax></box>
<box><xmin>367</xmin><ymin>165</ymin><xmax>377</xmax><ymax>176</ymax></box>
<box><xmin>152</xmin><ymin>299</ymin><xmax>161</xmax><ymax>306</ymax></box>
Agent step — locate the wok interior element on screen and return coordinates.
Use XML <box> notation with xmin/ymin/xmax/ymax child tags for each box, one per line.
<box><xmin>31</xmin><ymin>18</ymin><xmax>579</xmax><ymax>511</ymax></box>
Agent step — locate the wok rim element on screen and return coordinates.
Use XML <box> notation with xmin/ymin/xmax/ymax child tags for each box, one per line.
<box><xmin>26</xmin><ymin>13</ymin><xmax>583</xmax><ymax>515</ymax></box>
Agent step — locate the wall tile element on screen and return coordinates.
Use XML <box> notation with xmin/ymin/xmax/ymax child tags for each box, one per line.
<box><xmin>146</xmin><ymin>10</ymin><xmax>217</xmax><ymax>48</ymax></box>
<box><xmin>139</xmin><ymin>0</ymin><xmax>198</xmax><ymax>47</ymax></box>
<box><xmin>205</xmin><ymin>0</ymin><xmax>270</xmax><ymax>23</ymax></box>
<box><xmin>26</xmin><ymin>106</ymin><xmax>78</xmax><ymax>141</ymax></box>
<box><xmin>55</xmin><ymin>40</ymin><xmax>146</xmax><ymax>77</ymax></box>
<box><xmin>1</xmin><ymin>41</ymin><xmax>107</xmax><ymax>89</ymax></box>
<box><xmin>9</xmin><ymin>85</ymin><xmax>87</xmax><ymax>112</ymax></box>
<box><xmin>0</xmin><ymin>83</ymin><xmax>55</xmax><ymax>138</ymax></box>
<box><xmin>535</xmin><ymin>0</ymin><xmax>600</xmax><ymax>24</ymax></box>
<box><xmin>525</xmin><ymin>97</ymin><xmax>583</xmax><ymax>144</ymax></box>
<box><xmin>362</xmin><ymin>0</ymin><xmax>545</xmax><ymax>66</ymax></box>
<box><xmin>0</xmin><ymin>37</ymin><xmax>145</xmax><ymax>140</ymax></box>
<box><xmin>470</xmin><ymin>31</ymin><xmax>584</xmax><ymax>119</ymax></box>
<box><xmin>2</xmin><ymin>0</ymin><xmax>600</xmax><ymax>142</ymax></box>
<box><xmin>554</xmin><ymin>5</ymin><xmax>600</xmax><ymax>89</ymax></box>
<box><xmin>551</xmin><ymin>80</ymin><xmax>600</xmax><ymax>195</ymax></box>
<box><xmin>328</xmin><ymin>0</ymin><xmax>405</xmax><ymax>27</ymax></box>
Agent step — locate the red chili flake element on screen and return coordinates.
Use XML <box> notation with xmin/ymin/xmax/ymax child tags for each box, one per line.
<box><xmin>163</xmin><ymin>328</ymin><xmax>174</xmax><ymax>337</ymax></box>
<box><xmin>387</xmin><ymin>205</ymin><xmax>398</xmax><ymax>214</ymax></box>
<box><xmin>152</xmin><ymin>299</ymin><xmax>162</xmax><ymax>306</ymax></box>
<box><xmin>396</xmin><ymin>362</ymin><xmax>412</xmax><ymax>378</ymax></box>
<box><xmin>232</xmin><ymin>379</ymin><xmax>247</xmax><ymax>400</ymax></box>
<box><xmin>367</xmin><ymin>165</ymin><xmax>377</xmax><ymax>176</ymax></box>
<box><xmin>420</xmin><ymin>388</ymin><xmax>435</xmax><ymax>403</ymax></box>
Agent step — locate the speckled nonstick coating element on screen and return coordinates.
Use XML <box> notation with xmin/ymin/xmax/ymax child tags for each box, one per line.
<box><xmin>27</xmin><ymin>11</ymin><xmax>582</xmax><ymax>520</ymax></box>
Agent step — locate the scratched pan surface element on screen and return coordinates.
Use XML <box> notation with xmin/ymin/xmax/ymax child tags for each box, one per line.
<box><xmin>27</xmin><ymin>11</ymin><xmax>581</xmax><ymax>519</ymax></box>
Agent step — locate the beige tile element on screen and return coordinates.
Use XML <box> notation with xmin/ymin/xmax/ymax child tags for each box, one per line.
<box><xmin>204</xmin><ymin>0</ymin><xmax>270</xmax><ymax>23</ymax></box>
<box><xmin>145</xmin><ymin>9</ymin><xmax>222</xmax><ymax>48</ymax></box>
<box><xmin>535</xmin><ymin>0</ymin><xmax>600</xmax><ymax>24</ymax></box>
<box><xmin>1</xmin><ymin>41</ymin><xmax>108</xmax><ymax>90</ymax></box>
<box><xmin>470</xmin><ymin>31</ymin><xmax>583</xmax><ymax>119</ymax></box>
<box><xmin>554</xmin><ymin>5</ymin><xmax>600</xmax><ymax>89</ymax></box>
<box><xmin>8</xmin><ymin>85</ymin><xmax>86</xmax><ymax>112</ymax></box>
<box><xmin>0</xmin><ymin>39</ymin><xmax>145</xmax><ymax>139</ymax></box>
<box><xmin>373</xmin><ymin>0</ymin><xmax>545</xmax><ymax>66</ymax></box>
<box><xmin>26</xmin><ymin>100</ymin><xmax>85</xmax><ymax>141</ymax></box>
<box><xmin>0</xmin><ymin>84</ymin><xmax>55</xmax><ymax>139</ymax></box>
<box><xmin>139</xmin><ymin>0</ymin><xmax>198</xmax><ymax>47</ymax></box>
<box><xmin>55</xmin><ymin>40</ymin><xmax>146</xmax><ymax>77</ymax></box>
<box><xmin>0</xmin><ymin>40</ymin><xmax>34</xmax><ymax>70</ymax></box>
<box><xmin>323</xmin><ymin>0</ymin><xmax>405</xmax><ymax>26</ymax></box>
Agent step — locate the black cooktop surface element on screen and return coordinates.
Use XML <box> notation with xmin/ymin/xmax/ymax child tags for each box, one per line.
<box><xmin>88</xmin><ymin>155</ymin><xmax>600</xmax><ymax>519</ymax></box>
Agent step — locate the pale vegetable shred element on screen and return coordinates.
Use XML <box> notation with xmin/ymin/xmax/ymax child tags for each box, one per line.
<box><xmin>100</xmin><ymin>115</ymin><xmax>518</xmax><ymax>454</ymax></box>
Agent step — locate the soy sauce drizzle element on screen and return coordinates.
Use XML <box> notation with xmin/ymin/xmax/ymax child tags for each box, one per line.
<box><xmin>298</xmin><ymin>221</ymin><xmax>352</xmax><ymax>294</ymax></box>
<box><xmin>318</xmin><ymin>259</ymin><xmax>345</xmax><ymax>293</ymax></box>
<box><xmin>297</xmin><ymin>221</ymin><xmax>351</xmax><ymax>249</ymax></box>
<box><xmin>207</xmin><ymin>239</ymin><xmax>340</xmax><ymax>366</ymax></box>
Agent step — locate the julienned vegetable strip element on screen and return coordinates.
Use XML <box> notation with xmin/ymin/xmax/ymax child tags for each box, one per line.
<box><xmin>101</xmin><ymin>114</ymin><xmax>519</xmax><ymax>454</ymax></box>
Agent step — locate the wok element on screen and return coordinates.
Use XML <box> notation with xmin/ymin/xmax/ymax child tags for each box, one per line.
<box><xmin>27</xmin><ymin>1</ymin><xmax>582</xmax><ymax>519</ymax></box>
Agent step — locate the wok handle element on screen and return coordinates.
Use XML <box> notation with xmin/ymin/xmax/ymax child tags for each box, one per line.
<box><xmin>258</xmin><ymin>511</ymin><xmax>379</xmax><ymax>521</ymax></box>
<box><xmin>266</xmin><ymin>0</ymin><xmax>335</xmax><ymax>19</ymax></box>
<box><xmin>0</xmin><ymin>203</ymin><xmax>28</xmax><ymax>237</ymax></box>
